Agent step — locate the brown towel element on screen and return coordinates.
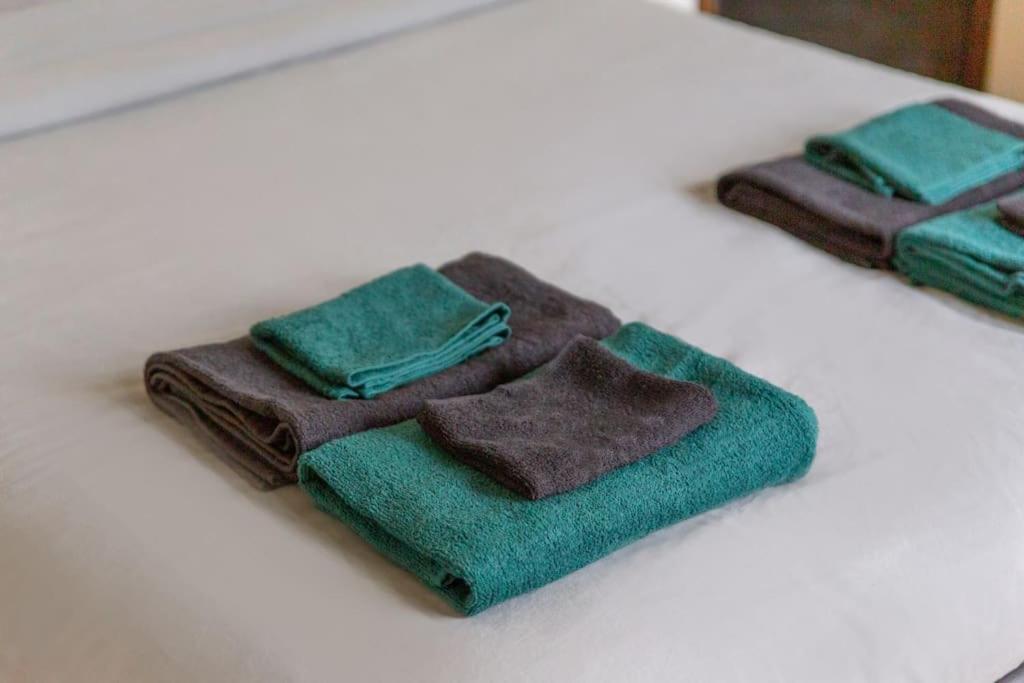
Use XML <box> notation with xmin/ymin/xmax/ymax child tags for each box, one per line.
<box><xmin>417</xmin><ymin>335</ymin><xmax>717</xmax><ymax>500</ymax></box>
<box><xmin>145</xmin><ymin>253</ymin><xmax>621</xmax><ymax>489</ymax></box>
<box><xmin>717</xmin><ymin>99</ymin><xmax>1024</xmax><ymax>268</ymax></box>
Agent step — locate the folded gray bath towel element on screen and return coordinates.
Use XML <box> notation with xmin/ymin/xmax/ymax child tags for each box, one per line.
<box><xmin>998</xmin><ymin>193</ymin><xmax>1024</xmax><ymax>236</ymax></box>
<box><xmin>717</xmin><ymin>99</ymin><xmax>1024</xmax><ymax>268</ymax></box>
<box><xmin>417</xmin><ymin>335</ymin><xmax>718</xmax><ymax>499</ymax></box>
<box><xmin>145</xmin><ymin>253</ymin><xmax>621</xmax><ymax>489</ymax></box>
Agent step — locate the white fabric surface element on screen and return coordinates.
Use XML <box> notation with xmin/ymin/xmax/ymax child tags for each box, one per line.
<box><xmin>3</xmin><ymin>0</ymin><xmax>1024</xmax><ymax>680</ymax></box>
<box><xmin>0</xmin><ymin>0</ymin><xmax>506</xmax><ymax>140</ymax></box>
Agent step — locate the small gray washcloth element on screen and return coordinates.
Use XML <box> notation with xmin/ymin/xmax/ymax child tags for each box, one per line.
<box><xmin>417</xmin><ymin>335</ymin><xmax>718</xmax><ymax>500</ymax></box>
<box><xmin>145</xmin><ymin>253</ymin><xmax>621</xmax><ymax>489</ymax></box>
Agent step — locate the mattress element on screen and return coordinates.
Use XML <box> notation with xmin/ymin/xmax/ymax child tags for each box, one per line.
<box><xmin>3</xmin><ymin>0</ymin><xmax>1024</xmax><ymax>680</ymax></box>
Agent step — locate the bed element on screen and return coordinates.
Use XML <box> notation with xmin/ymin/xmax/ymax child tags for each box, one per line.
<box><xmin>3</xmin><ymin>0</ymin><xmax>1024</xmax><ymax>680</ymax></box>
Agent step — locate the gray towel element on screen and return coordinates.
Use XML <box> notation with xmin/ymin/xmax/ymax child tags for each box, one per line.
<box><xmin>145</xmin><ymin>253</ymin><xmax>621</xmax><ymax>489</ymax></box>
<box><xmin>417</xmin><ymin>335</ymin><xmax>717</xmax><ymax>500</ymax></box>
<box><xmin>717</xmin><ymin>99</ymin><xmax>1024</xmax><ymax>268</ymax></box>
<box><xmin>998</xmin><ymin>193</ymin><xmax>1024</xmax><ymax>237</ymax></box>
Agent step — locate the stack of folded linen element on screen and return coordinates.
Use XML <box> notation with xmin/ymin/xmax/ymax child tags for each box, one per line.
<box><xmin>895</xmin><ymin>197</ymin><xmax>1024</xmax><ymax>318</ymax></box>
<box><xmin>147</xmin><ymin>254</ymin><xmax>818</xmax><ymax>614</ymax></box>
<box><xmin>718</xmin><ymin>99</ymin><xmax>1024</xmax><ymax>269</ymax></box>
<box><xmin>146</xmin><ymin>253</ymin><xmax>621</xmax><ymax>488</ymax></box>
<box><xmin>299</xmin><ymin>322</ymin><xmax>818</xmax><ymax>614</ymax></box>
<box><xmin>719</xmin><ymin>98</ymin><xmax>1024</xmax><ymax>320</ymax></box>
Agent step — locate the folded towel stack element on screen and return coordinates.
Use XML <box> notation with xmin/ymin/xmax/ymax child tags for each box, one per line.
<box><xmin>147</xmin><ymin>254</ymin><xmax>818</xmax><ymax>614</ymax></box>
<box><xmin>145</xmin><ymin>253</ymin><xmax>621</xmax><ymax>488</ymax></box>
<box><xmin>251</xmin><ymin>264</ymin><xmax>511</xmax><ymax>399</ymax></box>
<box><xmin>895</xmin><ymin>202</ymin><xmax>1024</xmax><ymax>318</ymax></box>
<box><xmin>299</xmin><ymin>322</ymin><xmax>818</xmax><ymax>614</ymax></box>
<box><xmin>718</xmin><ymin>99</ymin><xmax>1024</xmax><ymax>268</ymax></box>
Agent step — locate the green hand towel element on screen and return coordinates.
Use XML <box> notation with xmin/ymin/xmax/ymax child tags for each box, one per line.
<box><xmin>894</xmin><ymin>202</ymin><xmax>1024</xmax><ymax>318</ymax></box>
<box><xmin>298</xmin><ymin>322</ymin><xmax>818</xmax><ymax>615</ymax></box>
<box><xmin>805</xmin><ymin>103</ymin><xmax>1024</xmax><ymax>205</ymax></box>
<box><xmin>251</xmin><ymin>264</ymin><xmax>511</xmax><ymax>399</ymax></box>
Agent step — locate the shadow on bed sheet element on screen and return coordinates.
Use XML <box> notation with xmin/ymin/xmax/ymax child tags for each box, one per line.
<box><xmin>999</xmin><ymin>660</ymin><xmax>1024</xmax><ymax>682</ymax></box>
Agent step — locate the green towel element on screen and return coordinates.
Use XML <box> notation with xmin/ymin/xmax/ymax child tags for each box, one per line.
<box><xmin>298</xmin><ymin>322</ymin><xmax>818</xmax><ymax>615</ymax></box>
<box><xmin>805</xmin><ymin>103</ymin><xmax>1024</xmax><ymax>205</ymax></box>
<box><xmin>894</xmin><ymin>202</ymin><xmax>1024</xmax><ymax>318</ymax></box>
<box><xmin>251</xmin><ymin>264</ymin><xmax>511</xmax><ymax>399</ymax></box>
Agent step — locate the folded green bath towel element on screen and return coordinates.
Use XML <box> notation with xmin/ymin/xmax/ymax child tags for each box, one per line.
<box><xmin>298</xmin><ymin>322</ymin><xmax>818</xmax><ymax>615</ymax></box>
<box><xmin>806</xmin><ymin>103</ymin><xmax>1024</xmax><ymax>205</ymax></box>
<box><xmin>251</xmin><ymin>265</ymin><xmax>510</xmax><ymax>399</ymax></box>
<box><xmin>894</xmin><ymin>202</ymin><xmax>1024</xmax><ymax>318</ymax></box>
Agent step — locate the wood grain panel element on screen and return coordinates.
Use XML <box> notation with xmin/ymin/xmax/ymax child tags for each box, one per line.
<box><xmin>706</xmin><ymin>0</ymin><xmax>992</xmax><ymax>88</ymax></box>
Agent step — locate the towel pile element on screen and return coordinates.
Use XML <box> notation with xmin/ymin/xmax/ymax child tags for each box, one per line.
<box><xmin>300</xmin><ymin>323</ymin><xmax>817</xmax><ymax>614</ymax></box>
<box><xmin>895</xmin><ymin>200</ymin><xmax>1024</xmax><ymax>318</ymax></box>
<box><xmin>146</xmin><ymin>253</ymin><xmax>818</xmax><ymax>613</ymax></box>
<box><xmin>146</xmin><ymin>253</ymin><xmax>620</xmax><ymax>488</ymax></box>
<box><xmin>718</xmin><ymin>99</ymin><xmax>1024</xmax><ymax>269</ymax></box>
<box><xmin>719</xmin><ymin>98</ymin><xmax>1024</xmax><ymax>320</ymax></box>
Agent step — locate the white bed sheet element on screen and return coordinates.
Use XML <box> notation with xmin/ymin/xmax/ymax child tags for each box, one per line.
<box><xmin>3</xmin><ymin>0</ymin><xmax>1024</xmax><ymax>680</ymax></box>
<box><xmin>0</xmin><ymin>0</ymin><xmax>506</xmax><ymax>140</ymax></box>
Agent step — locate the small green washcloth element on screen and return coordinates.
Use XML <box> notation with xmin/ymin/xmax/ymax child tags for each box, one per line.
<box><xmin>805</xmin><ymin>103</ymin><xmax>1024</xmax><ymax>205</ymax></box>
<box><xmin>298</xmin><ymin>322</ymin><xmax>818</xmax><ymax>615</ymax></box>
<box><xmin>251</xmin><ymin>264</ymin><xmax>511</xmax><ymax>399</ymax></box>
<box><xmin>894</xmin><ymin>201</ymin><xmax>1024</xmax><ymax>318</ymax></box>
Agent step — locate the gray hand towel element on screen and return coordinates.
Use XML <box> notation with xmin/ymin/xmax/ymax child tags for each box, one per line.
<box><xmin>717</xmin><ymin>99</ymin><xmax>1024</xmax><ymax>268</ymax></box>
<box><xmin>997</xmin><ymin>193</ymin><xmax>1024</xmax><ymax>236</ymax></box>
<box><xmin>145</xmin><ymin>253</ymin><xmax>621</xmax><ymax>489</ymax></box>
<box><xmin>417</xmin><ymin>335</ymin><xmax>717</xmax><ymax>500</ymax></box>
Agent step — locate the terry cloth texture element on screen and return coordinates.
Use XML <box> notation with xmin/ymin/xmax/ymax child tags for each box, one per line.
<box><xmin>417</xmin><ymin>335</ymin><xmax>718</xmax><ymax>500</ymax></box>
<box><xmin>998</xmin><ymin>193</ymin><xmax>1024</xmax><ymax>236</ymax></box>
<box><xmin>145</xmin><ymin>253</ymin><xmax>621</xmax><ymax>489</ymax></box>
<box><xmin>298</xmin><ymin>322</ymin><xmax>818</xmax><ymax>615</ymax></box>
<box><xmin>894</xmin><ymin>202</ymin><xmax>1024</xmax><ymax>318</ymax></box>
<box><xmin>805</xmin><ymin>103</ymin><xmax>1024</xmax><ymax>205</ymax></box>
<box><xmin>717</xmin><ymin>99</ymin><xmax>1024</xmax><ymax>269</ymax></box>
<box><xmin>250</xmin><ymin>264</ymin><xmax>511</xmax><ymax>399</ymax></box>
